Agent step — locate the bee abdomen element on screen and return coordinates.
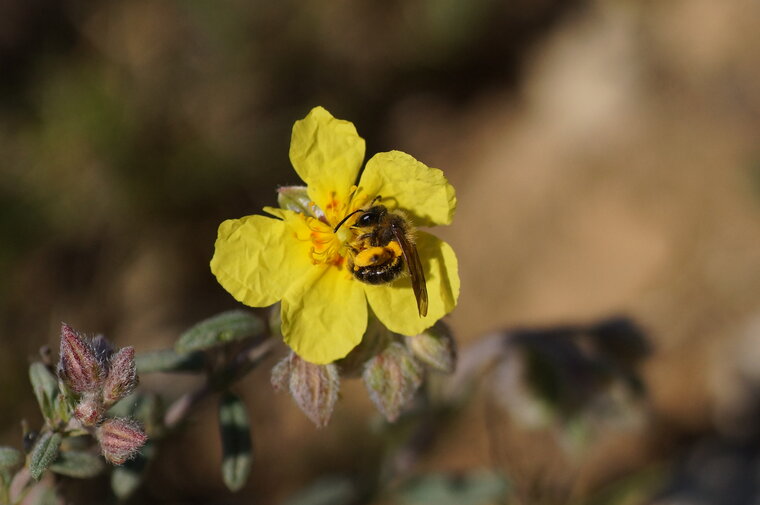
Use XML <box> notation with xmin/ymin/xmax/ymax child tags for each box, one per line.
<box><xmin>353</xmin><ymin>258</ymin><xmax>404</xmax><ymax>285</ymax></box>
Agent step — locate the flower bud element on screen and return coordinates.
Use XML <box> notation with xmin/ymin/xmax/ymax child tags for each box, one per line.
<box><xmin>97</xmin><ymin>418</ymin><xmax>147</xmax><ymax>465</ymax></box>
<box><xmin>102</xmin><ymin>347</ymin><xmax>138</xmax><ymax>408</ymax></box>
<box><xmin>270</xmin><ymin>353</ymin><xmax>293</xmax><ymax>393</ymax></box>
<box><xmin>363</xmin><ymin>342</ymin><xmax>423</xmax><ymax>422</ymax></box>
<box><xmin>271</xmin><ymin>353</ymin><xmax>339</xmax><ymax>428</ymax></box>
<box><xmin>74</xmin><ymin>392</ymin><xmax>104</xmax><ymax>426</ymax></box>
<box><xmin>91</xmin><ymin>334</ymin><xmax>116</xmax><ymax>369</ymax></box>
<box><xmin>58</xmin><ymin>323</ymin><xmax>104</xmax><ymax>394</ymax></box>
<box><xmin>277</xmin><ymin>186</ymin><xmax>325</xmax><ymax>220</ymax></box>
<box><xmin>407</xmin><ymin>321</ymin><xmax>457</xmax><ymax>373</ymax></box>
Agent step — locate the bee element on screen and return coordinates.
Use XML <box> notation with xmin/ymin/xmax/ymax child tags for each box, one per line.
<box><xmin>334</xmin><ymin>204</ymin><xmax>428</xmax><ymax>317</ymax></box>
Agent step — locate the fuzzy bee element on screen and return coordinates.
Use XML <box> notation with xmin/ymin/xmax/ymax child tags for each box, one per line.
<box><xmin>334</xmin><ymin>204</ymin><xmax>428</xmax><ymax>317</ymax></box>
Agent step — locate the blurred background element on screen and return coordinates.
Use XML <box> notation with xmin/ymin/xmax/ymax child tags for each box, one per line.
<box><xmin>2</xmin><ymin>0</ymin><xmax>760</xmax><ymax>503</ymax></box>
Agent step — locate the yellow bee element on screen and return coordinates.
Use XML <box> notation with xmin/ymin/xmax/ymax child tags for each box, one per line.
<box><xmin>334</xmin><ymin>204</ymin><xmax>428</xmax><ymax>317</ymax></box>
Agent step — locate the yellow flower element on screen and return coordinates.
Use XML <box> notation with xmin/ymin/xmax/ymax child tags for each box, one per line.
<box><xmin>211</xmin><ymin>107</ymin><xmax>459</xmax><ymax>364</ymax></box>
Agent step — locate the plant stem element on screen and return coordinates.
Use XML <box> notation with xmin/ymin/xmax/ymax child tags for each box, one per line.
<box><xmin>164</xmin><ymin>337</ymin><xmax>278</xmax><ymax>429</ymax></box>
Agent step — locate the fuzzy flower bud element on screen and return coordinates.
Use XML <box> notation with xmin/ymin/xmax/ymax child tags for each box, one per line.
<box><xmin>406</xmin><ymin>322</ymin><xmax>457</xmax><ymax>373</ymax></box>
<box><xmin>271</xmin><ymin>353</ymin><xmax>339</xmax><ymax>428</ymax></box>
<box><xmin>74</xmin><ymin>392</ymin><xmax>104</xmax><ymax>426</ymax></box>
<box><xmin>363</xmin><ymin>342</ymin><xmax>423</xmax><ymax>422</ymax></box>
<box><xmin>58</xmin><ymin>323</ymin><xmax>104</xmax><ymax>394</ymax></box>
<box><xmin>276</xmin><ymin>185</ymin><xmax>324</xmax><ymax>219</ymax></box>
<box><xmin>97</xmin><ymin>418</ymin><xmax>147</xmax><ymax>465</ymax></box>
<box><xmin>102</xmin><ymin>347</ymin><xmax>138</xmax><ymax>408</ymax></box>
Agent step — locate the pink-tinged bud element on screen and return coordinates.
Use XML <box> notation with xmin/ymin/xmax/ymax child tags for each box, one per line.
<box><xmin>102</xmin><ymin>347</ymin><xmax>138</xmax><ymax>408</ymax></box>
<box><xmin>271</xmin><ymin>353</ymin><xmax>340</xmax><ymax>428</ymax></box>
<box><xmin>91</xmin><ymin>334</ymin><xmax>115</xmax><ymax>369</ymax></box>
<box><xmin>406</xmin><ymin>322</ymin><xmax>457</xmax><ymax>374</ymax></box>
<box><xmin>58</xmin><ymin>323</ymin><xmax>104</xmax><ymax>394</ymax></box>
<box><xmin>74</xmin><ymin>393</ymin><xmax>104</xmax><ymax>426</ymax></box>
<box><xmin>97</xmin><ymin>418</ymin><xmax>147</xmax><ymax>465</ymax></box>
<box><xmin>363</xmin><ymin>342</ymin><xmax>423</xmax><ymax>422</ymax></box>
<box><xmin>270</xmin><ymin>354</ymin><xmax>292</xmax><ymax>393</ymax></box>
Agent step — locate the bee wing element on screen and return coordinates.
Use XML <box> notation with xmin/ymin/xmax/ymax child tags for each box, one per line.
<box><xmin>391</xmin><ymin>225</ymin><xmax>428</xmax><ymax>317</ymax></box>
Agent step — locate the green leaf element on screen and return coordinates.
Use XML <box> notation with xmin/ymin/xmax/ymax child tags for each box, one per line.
<box><xmin>49</xmin><ymin>450</ymin><xmax>105</xmax><ymax>478</ymax></box>
<box><xmin>218</xmin><ymin>392</ymin><xmax>252</xmax><ymax>492</ymax></box>
<box><xmin>398</xmin><ymin>471</ymin><xmax>509</xmax><ymax>505</ymax></box>
<box><xmin>111</xmin><ymin>441</ymin><xmax>155</xmax><ymax>499</ymax></box>
<box><xmin>176</xmin><ymin>311</ymin><xmax>264</xmax><ymax>353</ymax></box>
<box><xmin>135</xmin><ymin>349</ymin><xmax>206</xmax><ymax>373</ymax></box>
<box><xmin>30</xmin><ymin>432</ymin><xmax>63</xmax><ymax>480</ymax></box>
<box><xmin>29</xmin><ymin>363</ymin><xmax>59</xmax><ymax>422</ymax></box>
<box><xmin>0</xmin><ymin>447</ymin><xmax>21</xmax><ymax>470</ymax></box>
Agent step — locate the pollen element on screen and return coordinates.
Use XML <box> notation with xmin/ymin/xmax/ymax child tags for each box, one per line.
<box><xmin>300</xmin><ymin>215</ymin><xmax>347</xmax><ymax>267</ymax></box>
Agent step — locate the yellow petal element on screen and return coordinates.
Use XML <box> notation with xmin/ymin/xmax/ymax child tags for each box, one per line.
<box><xmin>210</xmin><ymin>212</ymin><xmax>313</xmax><ymax>307</ymax></box>
<box><xmin>364</xmin><ymin>231</ymin><xmax>459</xmax><ymax>336</ymax></box>
<box><xmin>281</xmin><ymin>266</ymin><xmax>368</xmax><ymax>364</ymax></box>
<box><xmin>289</xmin><ymin>106</ymin><xmax>366</xmax><ymax>215</ymax></box>
<box><xmin>359</xmin><ymin>151</ymin><xmax>456</xmax><ymax>227</ymax></box>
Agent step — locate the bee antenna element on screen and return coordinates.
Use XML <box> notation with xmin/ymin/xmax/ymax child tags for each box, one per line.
<box><xmin>333</xmin><ymin>209</ymin><xmax>363</xmax><ymax>233</ymax></box>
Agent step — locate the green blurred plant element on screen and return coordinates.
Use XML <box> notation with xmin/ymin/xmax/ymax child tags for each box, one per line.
<box><xmin>0</xmin><ymin>310</ymin><xmax>651</xmax><ymax>505</ymax></box>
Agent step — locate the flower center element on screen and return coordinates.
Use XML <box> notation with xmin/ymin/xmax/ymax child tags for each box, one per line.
<box><xmin>299</xmin><ymin>186</ymin><xmax>375</xmax><ymax>268</ymax></box>
<box><xmin>304</xmin><ymin>217</ymin><xmax>345</xmax><ymax>266</ymax></box>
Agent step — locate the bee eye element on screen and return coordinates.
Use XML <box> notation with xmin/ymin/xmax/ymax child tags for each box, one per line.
<box><xmin>357</xmin><ymin>214</ymin><xmax>372</xmax><ymax>226</ymax></box>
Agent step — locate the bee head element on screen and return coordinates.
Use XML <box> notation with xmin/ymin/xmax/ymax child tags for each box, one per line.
<box><xmin>353</xmin><ymin>206</ymin><xmax>386</xmax><ymax>227</ymax></box>
<box><xmin>333</xmin><ymin>204</ymin><xmax>387</xmax><ymax>232</ymax></box>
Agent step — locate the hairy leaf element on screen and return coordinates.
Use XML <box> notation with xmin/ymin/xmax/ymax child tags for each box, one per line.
<box><xmin>49</xmin><ymin>451</ymin><xmax>105</xmax><ymax>478</ymax></box>
<box><xmin>135</xmin><ymin>349</ymin><xmax>206</xmax><ymax>373</ymax></box>
<box><xmin>0</xmin><ymin>447</ymin><xmax>21</xmax><ymax>470</ymax></box>
<box><xmin>219</xmin><ymin>392</ymin><xmax>253</xmax><ymax>492</ymax></box>
<box><xmin>29</xmin><ymin>363</ymin><xmax>59</xmax><ymax>422</ymax></box>
<box><xmin>176</xmin><ymin>311</ymin><xmax>264</xmax><ymax>353</ymax></box>
<box><xmin>111</xmin><ymin>441</ymin><xmax>155</xmax><ymax>499</ymax></box>
<box><xmin>30</xmin><ymin>432</ymin><xmax>63</xmax><ymax>480</ymax></box>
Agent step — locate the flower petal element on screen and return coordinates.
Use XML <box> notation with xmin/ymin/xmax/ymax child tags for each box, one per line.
<box><xmin>211</xmin><ymin>212</ymin><xmax>313</xmax><ymax>307</ymax></box>
<box><xmin>289</xmin><ymin>107</ymin><xmax>366</xmax><ymax>214</ymax></box>
<box><xmin>359</xmin><ymin>151</ymin><xmax>456</xmax><ymax>227</ymax></box>
<box><xmin>365</xmin><ymin>231</ymin><xmax>459</xmax><ymax>336</ymax></box>
<box><xmin>281</xmin><ymin>266</ymin><xmax>367</xmax><ymax>364</ymax></box>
